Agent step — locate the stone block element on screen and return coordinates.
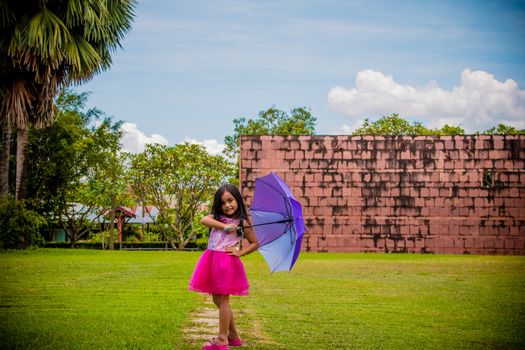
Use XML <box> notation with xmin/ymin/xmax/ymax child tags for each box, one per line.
<box><xmin>504</xmin><ymin>239</ymin><xmax>515</xmax><ymax>249</ymax></box>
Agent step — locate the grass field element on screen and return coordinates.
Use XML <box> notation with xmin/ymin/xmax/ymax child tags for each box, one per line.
<box><xmin>1</xmin><ymin>249</ymin><xmax>524</xmax><ymax>349</ymax></box>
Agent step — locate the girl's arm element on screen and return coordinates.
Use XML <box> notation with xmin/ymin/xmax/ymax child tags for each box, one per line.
<box><xmin>228</xmin><ymin>219</ymin><xmax>259</xmax><ymax>257</ymax></box>
<box><xmin>200</xmin><ymin>215</ymin><xmax>237</xmax><ymax>231</ymax></box>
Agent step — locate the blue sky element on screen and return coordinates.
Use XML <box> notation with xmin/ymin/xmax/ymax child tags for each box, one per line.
<box><xmin>78</xmin><ymin>0</ymin><xmax>525</xmax><ymax>154</ymax></box>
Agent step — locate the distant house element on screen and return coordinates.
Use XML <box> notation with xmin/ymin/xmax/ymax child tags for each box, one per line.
<box><xmin>106</xmin><ymin>205</ymin><xmax>162</xmax><ymax>242</ymax></box>
<box><xmin>126</xmin><ymin>205</ymin><xmax>159</xmax><ymax>224</ymax></box>
<box><xmin>49</xmin><ymin>204</ymin><xmax>160</xmax><ymax>243</ymax></box>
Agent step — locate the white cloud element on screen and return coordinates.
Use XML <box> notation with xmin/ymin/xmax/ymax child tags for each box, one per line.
<box><xmin>184</xmin><ymin>138</ymin><xmax>226</xmax><ymax>156</ymax></box>
<box><xmin>120</xmin><ymin>122</ymin><xmax>168</xmax><ymax>153</ymax></box>
<box><xmin>328</xmin><ymin>69</ymin><xmax>525</xmax><ymax>132</ymax></box>
<box><xmin>334</xmin><ymin>119</ymin><xmax>365</xmax><ymax>135</ymax></box>
<box><xmin>118</xmin><ymin>123</ymin><xmax>226</xmax><ymax>156</ymax></box>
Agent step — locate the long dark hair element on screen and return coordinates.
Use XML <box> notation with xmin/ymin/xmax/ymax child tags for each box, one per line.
<box><xmin>211</xmin><ymin>184</ymin><xmax>248</xmax><ymax>222</ymax></box>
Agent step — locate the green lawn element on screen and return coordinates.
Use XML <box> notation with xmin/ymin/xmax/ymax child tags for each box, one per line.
<box><xmin>1</xmin><ymin>249</ymin><xmax>524</xmax><ymax>349</ymax></box>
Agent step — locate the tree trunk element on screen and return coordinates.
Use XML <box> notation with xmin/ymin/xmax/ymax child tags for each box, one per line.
<box><xmin>141</xmin><ymin>203</ymin><xmax>145</xmax><ymax>239</ymax></box>
<box><xmin>109</xmin><ymin>195</ymin><xmax>116</xmax><ymax>250</ymax></box>
<box><xmin>101</xmin><ymin>222</ymin><xmax>106</xmax><ymax>250</ymax></box>
<box><xmin>168</xmin><ymin>237</ymin><xmax>177</xmax><ymax>250</ymax></box>
<box><xmin>108</xmin><ymin>216</ymin><xmax>115</xmax><ymax>250</ymax></box>
<box><xmin>69</xmin><ymin>229</ymin><xmax>76</xmax><ymax>248</ymax></box>
<box><xmin>15</xmin><ymin>127</ymin><xmax>28</xmax><ymax>200</ymax></box>
<box><xmin>0</xmin><ymin>123</ymin><xmax>11</xmax><ymax>198</ymax></box>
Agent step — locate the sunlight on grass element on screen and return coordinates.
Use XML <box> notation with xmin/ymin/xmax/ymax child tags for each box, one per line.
<box><xmin>1</xmin><ymin>250</ymin><xmax>524</xmax><ymax>349</ymax></box>
<box><xmin>240</xmin><ymin>253</ymin><xmax>525</xmax><ymax>349</ymax></box>
<box><xmin>0</xmin><ymin>250</ymin><xmax>201</xmax><ymax>349</ymax></box>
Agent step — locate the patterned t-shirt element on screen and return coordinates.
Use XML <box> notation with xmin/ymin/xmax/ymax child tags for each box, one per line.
<box><xmin>207</xmin><ymin>216</ymin><xmax>242</xmax><ymax>251</ymax></box>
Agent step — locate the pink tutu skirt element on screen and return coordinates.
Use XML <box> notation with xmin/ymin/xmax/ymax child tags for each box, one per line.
<box><xmin>188</xmin><ymin>249</ymin><xmax>249</xmax><ymax>296</ymax></box>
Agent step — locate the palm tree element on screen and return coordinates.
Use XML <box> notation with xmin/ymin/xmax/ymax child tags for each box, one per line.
<box><xmin>0</xmin><ymin>0</ymin><xmax>136</xmax><ymax>199</ymax></box>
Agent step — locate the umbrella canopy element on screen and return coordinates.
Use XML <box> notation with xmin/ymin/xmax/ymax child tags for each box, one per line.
<box><xmin>250</xmin><ymin>172</ymin><xmax>306</xmax><ymax>272</ymax></box>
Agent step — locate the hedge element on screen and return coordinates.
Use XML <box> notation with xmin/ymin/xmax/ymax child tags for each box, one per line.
<box><xmin>44</xmin><ymin>241</ymin><xmax>205</xmax><ymax>250</ymax></box>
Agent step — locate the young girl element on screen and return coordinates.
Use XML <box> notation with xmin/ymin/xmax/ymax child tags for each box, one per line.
<box><xmin>189</xmin><ymin>184</ymin><xmax>259</xmax><ymax>350</ymax></box>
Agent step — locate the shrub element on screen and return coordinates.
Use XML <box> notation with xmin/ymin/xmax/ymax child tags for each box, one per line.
<box><xmin>124</xmin><ymin>225</ymin><xmax>142</xmax><ymax>242</ymax></box>
<box><xmin>195</xmin><ymin>237</ymin><xmax>208</xmax><ymax>250</ymax></box>
<box><xmin>87</xmin><ymin>230</ymin><xmax>110</xmax><ymax>244</ymax></box>
<box><xmin>45</xmin><ymin>242</ymin><xmax>100</xmax><ymax>249</ymax></box>
<box><xmin>0</xmin><ymin>196</ymin><xmax>46</xmax><ymax>249</ymax></box>
<box><xmin>142</xmin><ymin>230</ymin><xmax>162</xmax><ymax>242</ymax></box>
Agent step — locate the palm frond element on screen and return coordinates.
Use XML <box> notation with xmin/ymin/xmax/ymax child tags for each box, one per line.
<box><xmin>23</xmin><ymin>8</ymin><xmax>71</xmax><ymax>63</ymax></box>
<box><xmin>65</xmin><ymin>33</ymin><xmax>101</xmax><ymax>73</ymax></box>
<box><xmin>0</xmin><ymin>0</ymin><xmax>15</xmax><ymax>30</ymax></box>
<box><xmin>1</xmin><ymin>0</ymin><xmax>136</xmax><ymax>127</ymax></box>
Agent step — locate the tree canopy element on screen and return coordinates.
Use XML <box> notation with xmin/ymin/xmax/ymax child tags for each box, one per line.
<box><xmin>483</xmin><ymin>124</ymin><xmax>525</xmax><ymax>135</ymax></box>
<box><xmin>352</xmin><ymin>114</ymin><xmax>465</xmax><ymax>136</ymax></box>
<box><xmin>25</xmin><ymin>89</ymin><xmax>128</xmax><ymax>247</ymax></box>
<box><xmin>128</xmin><ymin>143</ymin><xmax>235</xmax><ymax>249</ymax></box>
<box><xmin>0</xmin><ymin>0</ymin><xmax>136</xmax><ymax>199</ymax></box>
<box><xmin>351</xmin><ymin>113</ymin><xmax>524</xmax><ymax>136</ymax></box>
<box><xmin>224</xmin><ymin>106</ymin><xmax>317</xmax><ymax>159</ymax></box>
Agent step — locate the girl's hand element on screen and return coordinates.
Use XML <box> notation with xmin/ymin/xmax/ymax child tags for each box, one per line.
<box><xmin>225</xmin><ymin>246</ymin><xmax>243</xmax><ymax>257</ymax></box>
<box><xmin>223</xmin><ymin>224</ymin><xmax>238</xmax><ymax>233</ymax></box>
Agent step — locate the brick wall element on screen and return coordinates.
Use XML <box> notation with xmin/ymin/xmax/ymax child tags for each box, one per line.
<box><xmin>239</xmin><ymin>135</ymin><xmax>525</xmax><ymax>255</ymax></box>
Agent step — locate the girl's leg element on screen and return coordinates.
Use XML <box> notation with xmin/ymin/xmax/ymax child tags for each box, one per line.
<box><xmin>212</xmin><ymin>294</ymin><xmax>240</xmax><ymax>340</ymax></box>
<box><xmin>227</xmin><ymin>307</ymin><xmax>240</xmax><ymax>340</ymax></box>
<box><xmin>217</xmin><ymin>294</ymin><xmax>231</xmax><ymax>344</ymax></box>
<box><xmin>212</xmin><ymin>294</ymin><xmax>221</xmax><ymax>308</ymax></box>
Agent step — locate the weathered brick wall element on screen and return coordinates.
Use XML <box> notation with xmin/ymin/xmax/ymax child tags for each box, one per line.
<box><xmin>239</xmin><ymin>135</ymin><xmax>525</xmax><ymax>255</ymax></box>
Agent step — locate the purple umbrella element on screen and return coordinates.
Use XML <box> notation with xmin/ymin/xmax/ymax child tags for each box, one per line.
<box><xmin>248</xmin><ymin>172</ymin><xmax>306</xmax><ymax>272</ymax></box>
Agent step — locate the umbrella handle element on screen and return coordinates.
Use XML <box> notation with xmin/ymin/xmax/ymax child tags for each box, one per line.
<box><xmin>238</xmin><ymin>227</ymin><xmax>245</xmax><ymax>250</ymax></box>
<box><xmin>242</xmin><ymin>219</ymin><xmax>293</xmax><ymax>229</ymax></box>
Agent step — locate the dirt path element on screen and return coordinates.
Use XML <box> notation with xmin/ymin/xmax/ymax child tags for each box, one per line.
<box><xmin>184</xmin><ymin>298</ymin><xmax>217</xmax><ymax>345</ymax></box>
<box><xmin>184</xmin><ymin>297</ymin><xmax>274</xmax><ymax>348</ymax></box>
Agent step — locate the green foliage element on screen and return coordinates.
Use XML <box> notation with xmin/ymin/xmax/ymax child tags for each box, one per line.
<box><xmin>25</xmin><ymin>88</ymin><xmax>100</xmax><ymax>217</ymax></box>
<box><xmin>353</xmin><ymin>113</ymin><xmax>417</xmax><ymax>136</ymax></box>
<box><xmin>88</xmin><ymin>226</ymin><xmax>160</xmax><ymax>244</ymax></box>
<box><xmin>128</xmin><ymin>143</ymin><xmax>234</xmax><ymax>248</ymax></box>
<box><xmin>436</xmin><ymin>124</ymin><xmax>466</xmax><ymax>135</ymax></box>
<box><xmin>351</xmin><ymin>114</ymin><xmax>523</xmax><ymax>136</ymax></box>
<box><xmin>352</xmin><ymin>113</ymin><xmax>465</xmax><ymax>136</ymax></box>
<box><xmin>224</xmin><ymin>106</ymin><xmax>317</xmax><ymax>159</ymax></box>
<box><xmin>0</xmin><ymin>0</ymin><xmax>136</xmax><ymax>203</ymax></box>
<box><xmin>43</xmin><ymin>241</ymin><xmax>185</xmax><ymax>249</ymax></box>
<box><xmin>69</xmin><ymin>117</ymin><xmax>131</xmax><ymax>248</ymax></box>
<box><xmin>193</xmin><ymin>208</ymin><xmax>210</xmax><ymax>239</ymax></box>
<box><xmin>483</xmin><ymin>123</ymin><xmax>525</xmax><ymax>135</ymax></box>
<box><xmin>142</xmin><ymin>230</ymin><xmax>162</xmax><ymax>243</ymax></box>
<box><xmin>25</xmin><ymin>89</ymin><xmax>131</xmax><ymax>248</ymax></box>
<box><xmin>0</xmin><ymin>0</ymin><xmax>136</xmax><ymax>80</ymax></box>
<box><xmin>123</xmin><ymin>225</ymin><xmax>142</xmax><ymax>243</ymax></box>
<box><xmin>195</xmin><ymin>237</ymin><xmax>209</xmax><ymax>251</ymax></box>
<box><xmin>86</xmin><ymin>230</ymin><xmax>110</xmax><ymax>244</ymax></box>
<box><xmin>0</xmin><ymin>196</ymin><xmax>46</xmax><ymax>249</ymax></box>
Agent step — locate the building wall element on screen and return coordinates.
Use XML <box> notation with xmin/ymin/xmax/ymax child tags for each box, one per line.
<box><xmin>239</xmin><ymin>135</ymin><xmax>525</xmax><ymax>254</ymax></box>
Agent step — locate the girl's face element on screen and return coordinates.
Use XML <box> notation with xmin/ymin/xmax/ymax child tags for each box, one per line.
<box><xmin>221</xmin><ymin>191</ymin><xmax>238</xmax><ymax>217</ymax></box>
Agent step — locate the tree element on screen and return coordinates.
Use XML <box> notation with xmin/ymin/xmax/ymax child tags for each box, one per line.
<box><xmin>224</xmin><ymin>106</ymin><xmax>317</xmax><ymax>159</ymax></box>
<box><xmin>0</xmin><ymin>195</ymin><xmax>46</xmax><ymax>249</ymax></box>
<box><xmin>87</xmin><ymin>118</ymin><xmax>131</xmax><ymax>250</ymax></box>
<box><xmin>54</xmin><ymin>116</ymin><xmax>130</xmax><ymax>249</ymax></box>
<box><xmin>483</xmin><ymin>124</ymin><xmax>525</xmax><ymax>135</ymax></box>
<box><xmin>24</xmin><ymin>88</ymin><xmax>98</xmax><ymax>244</ymax></box>
<box><xmin>0</xmin><ymin>0</ymin><xmax>136</xmax><ymax>200</ymax></box>
<box><xmin>24</xmin><ymin>88</ymin><xmax>130</xmax><ymax>248</ymax></box>
<box><xmin>25</xmin><ymin>89</ymin><xmax>98</xmax><ymax>215</ymax></box>
<box><xmin>129</xmin><ymin>143</ymin><xmax>235</xmax><ymax>249</ymax></box>
<box><xmin>352</xmin><ymin>114</ymin><xmax>465</xmax><ymax>136</ymax></box>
